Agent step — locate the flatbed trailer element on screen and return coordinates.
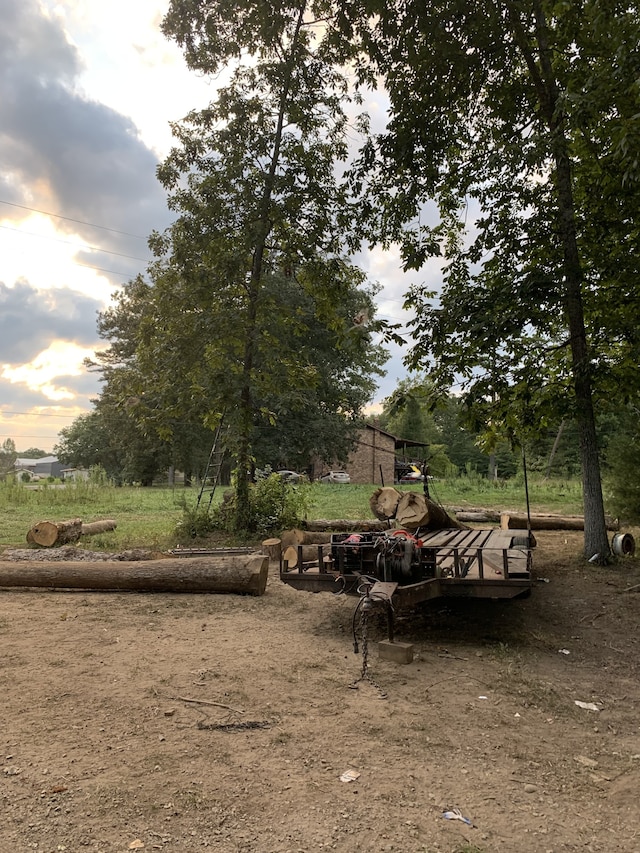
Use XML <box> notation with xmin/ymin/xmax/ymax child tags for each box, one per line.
<box><xmin>280</xmin><ymin>526</ymin><xmax>534</xmax><ymax>609</ymax></box>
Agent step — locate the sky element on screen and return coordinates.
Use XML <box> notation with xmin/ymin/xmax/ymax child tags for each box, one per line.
<box><xmin>0</xmin><ymin>0</ymin><xmax>444</xmax><ymax>453</ymax></box>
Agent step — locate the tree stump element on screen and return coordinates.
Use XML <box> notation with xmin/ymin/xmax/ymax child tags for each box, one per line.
<box><xmin>261</xmin><ymin>538</ymin><xmax>282</xmax><ymax>561</ymax></box>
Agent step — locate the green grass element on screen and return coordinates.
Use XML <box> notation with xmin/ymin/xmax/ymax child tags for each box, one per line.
<box><xmin>0</xmin><ymin>474</ymin><xmax>585</xmax><ymax>551</ymax></box>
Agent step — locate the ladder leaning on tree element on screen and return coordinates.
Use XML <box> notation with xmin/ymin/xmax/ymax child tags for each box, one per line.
<box><xmin>196</xmin><ymin>417</ymin><xmax>228</xmax><ymax>511</ymax></box>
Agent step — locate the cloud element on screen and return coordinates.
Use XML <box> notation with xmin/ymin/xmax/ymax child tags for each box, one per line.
<box><xmin>0</xmin><ymin>0</ymin><xmax>169</xmax><ymax>261</ymax></box>
<box><xmin>0</xmin><ymin>280</ymin><xmax>102</xmax><ymax>363</ymax></box>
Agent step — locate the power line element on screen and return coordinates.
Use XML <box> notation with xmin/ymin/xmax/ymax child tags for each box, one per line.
<box><xmin>0</xmin><ymin>199</ymin><xmax>149</xmax><ymax>240</ymax></box>
<box><xmin>1</xmin><ymin>410</ymin><xmax>84</xmax><ymax>418</ymax></box>
<box><xmin>0</xmin><ymin>224</ymin><xmax>152</xmax><ymax>263</ymax></box>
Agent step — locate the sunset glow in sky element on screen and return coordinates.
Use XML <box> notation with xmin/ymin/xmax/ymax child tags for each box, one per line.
<box><xmin>0</xmin><ymin>0</ymin><xmax>434</xmax><ymax>452</ymax></box>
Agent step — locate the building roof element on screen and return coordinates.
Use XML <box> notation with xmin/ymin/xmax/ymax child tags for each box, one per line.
<box><xmin>363</xmin><ymin>422</ymin><xmax>429</xmax><ymax>449</ymax></box>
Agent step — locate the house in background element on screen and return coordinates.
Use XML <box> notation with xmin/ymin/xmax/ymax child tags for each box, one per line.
<box><xmin>313</xmin><ymin>424</ymin><xmax>428</xmax><ymax>486</ymax></box>
<box><xmin>60</xmin><ymin>467</ymin><xmax>90</xmax><ymax>482</ymax></box>
<box><xmin>14</xmin><ymin>456</ymin><xmax>64</xmax><ymax>480</ymax></box>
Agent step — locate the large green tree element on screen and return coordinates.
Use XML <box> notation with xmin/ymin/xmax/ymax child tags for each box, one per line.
<box><xmin>91</xmin><ymin>1</ymin><xmax>393</xmax><ymax>528</ymax></box>
<box><xmin>335</xmin><ymin>0</ymin><xmax>640</xmax><ymax>558</ymax></box>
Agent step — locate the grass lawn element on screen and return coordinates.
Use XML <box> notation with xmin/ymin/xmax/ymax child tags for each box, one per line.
<box><xmin>0</xmin><ymin>474</ymin><xmax>586</xmax><ymax>551</ymax></box>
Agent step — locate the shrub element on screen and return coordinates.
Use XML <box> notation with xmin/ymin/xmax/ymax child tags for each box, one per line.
<box><xmin>177</xmin><ymin>474</ymin><xmax>310</xmax><ymax>540</ymax></box>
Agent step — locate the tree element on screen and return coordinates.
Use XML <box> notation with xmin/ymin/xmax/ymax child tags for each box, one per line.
<box><xmin>337</xmin><ymin>0</ymin><xmax>640</xmax><ymax>558</ymax></box>
<box><xmin>54</xmin><ymin>408</ymin><xmax>172</xmax><ymax>486</ymax></box>
<box><xmin>0</xmin><ymin>438</ymin><xmax>17</xmax><ymax>480</ymax></box>
<box><xmin>135</xmin><ymin>0</ymin><xmax>394</xmax><ymax>529</ymax></box>
<box><xmin>20</xmin><ymin>447</ymin><xmax>49</xmax><ymax>459</ymax></box>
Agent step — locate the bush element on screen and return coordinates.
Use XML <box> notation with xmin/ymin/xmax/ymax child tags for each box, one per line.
<box><xmin>176</xmin><ymin>474</ymin><xmax>311</xmax><ymax>540</ymax></box>
<box><xmin>605</xmin><ymin>405</ymin><xmax>640</xmax><ymax>521</ymax></box>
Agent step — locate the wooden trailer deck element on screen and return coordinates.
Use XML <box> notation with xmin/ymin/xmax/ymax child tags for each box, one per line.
<box><xmin>280</xmin><ymin>527</ymin><xmax>534</xmax><ymax>606</ymax></box>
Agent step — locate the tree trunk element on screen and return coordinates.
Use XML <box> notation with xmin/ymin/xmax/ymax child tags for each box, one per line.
<box><xmin>395</xmin><ymin>493</ymin><xmax>466</xmax><ymax>530</ymax></box>
<box><xmin>27</xmin><ymin>519</ymin><xmax>117</xmax><ymax>547</ymax></box>
<box><xmin>369</xmin><ymin>487</ymin><xmax>402</xmax><ymax>520</ymax></box>
<box><xmin>530</xmin><ymin>1</ymin><xmax>611</xmax><ymax>559</ymax></box>
<box><xmin>544</xmin><ymin>420</ymin><xmax>565</xmax><ymax>479</ymax></box>
<box><xmin>500</xmin><ymin>512</ymin><xmax>619</xmax><ymax>532</ymax></box>
<box><xmin>280</xmin><ymin>529</ymin><xmax>332</xmax><ymax>547</ymax></box>
<box><xmin>261</xmin><ymin>538</ymin><xmax>282</xmax><ymax>561</ymax></box>
<box><xmin>283</xmin><ymin>544</ymin><xmax>331</xmax><ymax>568</ymax></box>
<box><xmin>81</xmin><ymin>520</ymin><xmax>118</xmax><ymax>536</ymax></box>
<box><xmin>28</xmin><ymin>519</ymin><xmax>83</xmax><ymax>547</ymax></box>
<box><xmin>304</xmin><ymin>519</ymin><xmax>389</xmax><ymax>532</ymax></box>
<box><xmin>0</xmin><ymin>555</ymin><xmax>269</xmax><ymax>595</ymax></box>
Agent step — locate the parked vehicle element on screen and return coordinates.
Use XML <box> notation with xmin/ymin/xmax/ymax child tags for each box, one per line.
<box><xmin>277</xmin><ymin>470</ymin><xmax>304</xmax><ymax>483</ymax></box>
<box><xmin>319</xmin><ymin>471</ymin><xmax>351</xmax><ymax>484</ymax></box>
<box><xmin>397</xmin><ymin>463</ymin><xmax>424</xmax><ymax>483</ymax></box>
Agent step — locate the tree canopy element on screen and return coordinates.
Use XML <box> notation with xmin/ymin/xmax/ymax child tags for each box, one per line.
<box><xmin>79</xmin><ymin>2</ymin><xmax>393</xmax><ymax>516</ymax></box>
<box><xmin>333</xmin><ymin>0</ymin><xmax>640</xmax><ymax>557</ymax></box>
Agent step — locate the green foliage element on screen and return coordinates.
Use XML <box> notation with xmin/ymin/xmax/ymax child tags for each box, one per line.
<box><xmin>0</xmin><ymin>475</ymin><xmax>589</xmax><ymax>550</ymax></box>
<box><xmin>177</xmin><ymin>475</ymin><xmax>311</xmax><ymax>539</ymax></box>
<box><xmin>0</xmin><ymin>437</ymin><xmax>17</xmax><ymax>480</ymax></box>
<box><xmin>337</xmin><ymin>0</ymin><xmax>640</xmax><ymax>555</ymax></box>
<box><xmin>605</xmin><ymin>400</ymin><xmax>640</xmax><ymax>521</ymax></box>
<box><xmin>83</xmin><ymin>2</ymin><xmax>393</xmax><ymax>531</ymax></box>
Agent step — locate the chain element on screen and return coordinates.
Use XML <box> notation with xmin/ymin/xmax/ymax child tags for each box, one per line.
<box><xmin>349</xmin><ymin>601</ymin><xmax>387</xmax><ymax>699</ymax></box>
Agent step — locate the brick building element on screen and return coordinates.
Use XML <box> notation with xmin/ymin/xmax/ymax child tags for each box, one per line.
<box><xmin>313</xmin><ymin>424</ymin><xmax>428</xmax><ymax>486</ymax></box>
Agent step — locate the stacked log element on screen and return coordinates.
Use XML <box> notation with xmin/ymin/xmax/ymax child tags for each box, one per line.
<box><xmin>282</xmin><ymin>544</ymin><xmax>332</xmax><ymax>569</ymax></box>
<box><xmin>369</xmin><ymin>487</ymin><xmax>466</xmax><ymax>531</ymax></box>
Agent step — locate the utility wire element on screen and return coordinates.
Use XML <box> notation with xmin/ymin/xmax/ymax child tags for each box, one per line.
<box><xmin>0</xmin><ymin>199</ymin><xmax>149</xmax><ymax>240</ymax></box>
<box><xmin>0</xmin><ymin>224</ymin><xmax>152</xmax><ymax>263</ymax></box>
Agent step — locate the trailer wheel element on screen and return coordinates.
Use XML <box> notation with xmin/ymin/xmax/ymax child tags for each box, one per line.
<box><xmin>511</xmin><ymin>536</ymin><xmax>530</xmax><ymax>547</ymax></box>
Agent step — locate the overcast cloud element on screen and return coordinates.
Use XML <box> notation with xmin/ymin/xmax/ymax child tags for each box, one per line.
<box><xmin>0</xmin><ymin>0</ymin><xmax>442</xmax><ymax>451</ymax></box>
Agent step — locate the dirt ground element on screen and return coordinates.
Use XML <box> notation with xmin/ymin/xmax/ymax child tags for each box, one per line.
<box><xmin>1</xmin><ymin>530</ymin><xmax>640</xmax><ymax>853</ymax></box>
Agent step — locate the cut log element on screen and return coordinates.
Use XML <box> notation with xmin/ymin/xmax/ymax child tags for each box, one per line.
<box><xmin>81</xmin><ymin>519</ymin><xmax>117</xmax><ymax>536</ymax></box>
<box><xmin>369</xmin><ymin>487</ymin><xmax>402</xmax><ymax>520</ymax></box>
<box><xmin>282</xmin><ymin>544</ymin><xmax>331</xmax><ymax>569</ymax></box>
<box><xmin>0</xmin><ymin>555</ymin><xmax>269</xmax><ymax>595</ymax></box>
<box><xmin>28</xmin><ymin>518</ymin><xmax>83</xmax><ymax>547</ymax></box>
<box><xmin>303</xmin><ymin>519</ymin><xmax>389</xmax><ymax>532</ymax></box>
<box><xmin>452</xmin><ymin>510</ymin><xmax>502</xmax><ymax>523</ymax></box>
<box><xmin>280</xmin><ymin>528</ymin><xmax>333</xmax><ymax>547</ymax></box>
<box><xmin>395</xmin><ymin>494</ymin><xmax>467</xmax><ymax>531</ymax></box>
<box><xmin>280</xmin><ymin>528</ymin><xmax>306</xmax><ymax>549</ymax></box>
<box><xmin>500</xmin><ymin>512</ymin><xmax>619</xmax><ymax>532</ymax></box>
<box><xmin>28</xmin><ymin>518</ymin><xmax>118</xmax><ymax>547</ymax></box>
<box><xmin>261</xmin><ymin>538</ymin><xmax>282</xmax><ymax>561</ymax></box>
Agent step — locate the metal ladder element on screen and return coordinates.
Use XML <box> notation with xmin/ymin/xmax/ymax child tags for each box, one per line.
<box><xmin>196</xmin><ymin>418</ymin><xmax>228</xmax><ymax>511</ymax></box>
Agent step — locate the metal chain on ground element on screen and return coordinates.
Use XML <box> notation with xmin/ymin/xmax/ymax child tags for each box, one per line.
<box><xmin>349</xmin><ymin>604</ymin><xmax>387</xmax><ymax>700</ymax></box>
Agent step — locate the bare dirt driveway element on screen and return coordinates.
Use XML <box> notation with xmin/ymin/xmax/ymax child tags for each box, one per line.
<box><xmin>1</xmin><ymin>530</ymin><xmax>639</xmax><ymax>853</ymax></box>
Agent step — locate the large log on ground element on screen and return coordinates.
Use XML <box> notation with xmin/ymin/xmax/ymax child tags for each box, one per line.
<box><xmin>281</xmin><ymin>528</ymin><xmax>333</xmax><ymax>547</ymax></box>
<box><xmin>283</xmin><ymin>544</ymin><xmax>331</xmax><ymax>568</ymax></box>
<box><xmin>369</xmin><ymin>487</ymin><xmax>402</xmax><ymax>521</ymax></box>
<box><xmin>303</xmin><ymin>519</ymin><xmax>389</xmax><ymax>532</ymax></box>
<box><xmin>0</xmin><ymin>555</ymin><xmax>269</xmax><ymax>595</ymax></box>
<box><xmin>81</xmin><ymin>519</ymin><xmax>117</xmax><ymax>536</ymax></box>
<box><xmin>500</xmin><ymin>512</ymin><xmax>619</xmax><ymax>531</ymax></box>
<box><xmin>395</xmin><ymin>493</ymin><xmax>467</xmax><ymax>530</ymax></box>
<box><xmin>28</xmin><ymin>518</ymin><xmax>83</xmax><ymax>547</ymax></box>
<box><xmin>451</xmin><ymin>510</ymin><xmax>502</xmax><ymax>523</ymax></box>
<box><xmin>27</xmin><ymin>518</ymin><xmax>118</xmax><ymax>547</ymax></box>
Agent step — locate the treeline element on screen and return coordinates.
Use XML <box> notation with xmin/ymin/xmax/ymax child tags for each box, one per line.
<box><xmin>370</xmin><ymin>381</ymin><xmax>640</xmax><ymax>520</ymax></box>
